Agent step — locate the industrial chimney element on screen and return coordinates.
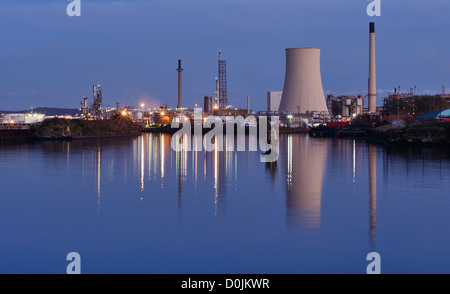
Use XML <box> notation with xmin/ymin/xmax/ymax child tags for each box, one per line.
<box><xmin>204</xmin><ymin>96</ymin><xmax>210</xmax><ymax>114</ymax></box>
<box><xmin>368</xmin><ymin>22</ymin><xmax>377</xmax><ymax>113</ymax></box>
<box><xmin>278</xmin><ymin>48</ymin><xmax>328</xmax><ymax>114</ymax></box>
<box><xmin>177</xmin><ymin>59</ymin><xmax>183</xmax><ymax>110</ymax></box>
<box><xmin>247</xmin><ymin>96</ymin><xmax>250</xmax><ymax>114</ymax></box>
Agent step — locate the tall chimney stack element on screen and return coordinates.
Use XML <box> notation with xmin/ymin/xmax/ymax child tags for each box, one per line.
<box><xmin>247</xmin><ymin>96</ymin><xmax>250</xmax><ymax>114</ymax></box>
<box><xmin>368</xmin><ymin>22</ymin><xmax>376</xmax><ymax>113</ymax></box>
<box><xmin>177</xmin><ymin>59</ymin><xmax>183</xmax><ymax>110</ymax></box>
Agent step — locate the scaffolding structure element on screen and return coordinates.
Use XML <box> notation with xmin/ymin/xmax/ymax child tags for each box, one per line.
<box><xmin>218</xmin><ymin>50</ymin><xmax>228</xmax><ymax>110</ymax></box>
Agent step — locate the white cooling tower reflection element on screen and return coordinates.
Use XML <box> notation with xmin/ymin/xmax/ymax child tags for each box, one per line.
<box><xmin>285</xmin><ymin>135</ymin><xmax>328</xmax><ymax>228</ymax></box>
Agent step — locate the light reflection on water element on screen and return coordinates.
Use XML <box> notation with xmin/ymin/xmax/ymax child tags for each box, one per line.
<box><xmin>0</xmin><ymin>133</ymin><xmax>450</xmax><ymax>273</ymax></box>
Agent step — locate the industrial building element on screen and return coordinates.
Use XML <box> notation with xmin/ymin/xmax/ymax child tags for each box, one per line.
<box><xmin>327</xmin><ymin>95</ymin><xmax>364</xmax><ymax>119</ymax></box>
<box><xmin>80</xmin><ymin>84</ymin><xmax>104</xmax><ymax>119</ymax></box>
<box><xmin>152</xmin><ymin>107</ymin><xmax>174</xmax><ymax>125</ymax></box>
<box><xmin>386</xmin><ymin>85</ymin><xmax>450</xmax><ymax>103</ymax></box>
<box><xmin>204</xmin><ymin>51</ymin><xmax>229</xmax><ymax>113</ymax></box>
<box><xmin>267</xmin><ymin>91</ymin><xmax>282</xmax><ymax>112</ymax></box>
<box><xmin>1</xmin><ymin>112</ymin><xmax>45</xmax><ymax>125</ymax></box>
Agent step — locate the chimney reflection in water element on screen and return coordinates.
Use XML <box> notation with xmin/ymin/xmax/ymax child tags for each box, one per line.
<box><xmin>369</xmin><ymin>144</ymin><xmax>377</xmax><ymax>249</ymax></box>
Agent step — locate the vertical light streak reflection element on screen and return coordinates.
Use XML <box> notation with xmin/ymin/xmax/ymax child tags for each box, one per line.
<box><xmin>192</xmin><ymin>135</ymin><xmax>196</xmax><ymax>185</ymax></box>
<box><xmin>133</xmin><ymin>138</ymin><xmax>138</xmax><ymax>175</ymax></box>
<box><xmin>353</xmin><ymin>140</ymin><xmax>356</xmax><ymax>183</ymax></box>
<box><xmin>204</xmin><ymin>149</ymin><xmax>207</xmax><ymax>181</ymax></box>
<box><xmin>97</xmin><ymin>144</ymin><xmax>102</xmax><ymax>213</ymax></box>
<box><xmin>194</xmin><ymin>148</ymin><xmax>198</xmax><ymax>188</ymax></box>
<box><xmin>287</xmin><ymin>135</ymin><xmax>292</xmax><ymax>188</ymax></box>
<box><xmin>148</xmin><ymin>133</ymin><xmax>152</xmax><ymax>182</ymax></box>
<box><xmin>161</xmin><ymin>134</ymin><xmax>165</xmax><ymax>187</ymax></box>
<box><xmin>235</xmin><ymin>152</ymin><xmax>238</xmax><ymax>184</ymax></box>
<box><xmin>140</xmin><ymin>135</ymin><xmax>145</xmax><ymax>193</ymax></box>
<box><xmin>184</xmin><ymin>137</ymin><xmax>188</xmax><ymax>178</ymax></box>
<box><xmin>214</xmin><ymin>139</ymin><xmax>219</xmax><ymax>216</ymax></box>
<box><xmin>124</xmin><ymin>156</ymin><xmax>127</xmax><ymax>180</ymax></box>
<box><xmin>153</xmin><ymin>136</ymin><xmax>158</xmax><ymax>180</ymax></box>
<box><xmin>66</xmin><ymin>142</ymin><xmax>70</xmax><ymax>173</ymax></box>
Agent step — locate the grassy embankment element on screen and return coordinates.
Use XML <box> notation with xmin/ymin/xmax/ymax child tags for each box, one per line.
<box><xmin>31</xmin><ymin>117</ymin><xmax>140</xmax><ymax>139</ymax></box>
<box><xmin>367</xmin><ymin>121</ymin><xmax>450</xmax><ymax>146</ymax></box>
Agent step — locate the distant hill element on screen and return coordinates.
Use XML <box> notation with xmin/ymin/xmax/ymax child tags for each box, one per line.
<box><xmin>0</xmin><ymin>107</ymin><xmax>79</xmax><ymax>116</ymax></box>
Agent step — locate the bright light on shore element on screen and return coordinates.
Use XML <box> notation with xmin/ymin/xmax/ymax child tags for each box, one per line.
<box><xmin>121</xmin><ymin>111</ymin><xmax>127</xmax><ymax>116</ymax></box>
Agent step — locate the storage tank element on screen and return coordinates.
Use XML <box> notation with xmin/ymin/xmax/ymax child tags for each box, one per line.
<box><xmin>136</xmin><ymin>111</ymin><xmax>143</xmax><ymax>121</ymax></box>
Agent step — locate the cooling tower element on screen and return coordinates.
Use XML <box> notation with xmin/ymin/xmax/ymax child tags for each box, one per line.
<box><xmin>278</xmin><ymin>48</ymin><xmax>328</xmax><ymax>114</ymax></box>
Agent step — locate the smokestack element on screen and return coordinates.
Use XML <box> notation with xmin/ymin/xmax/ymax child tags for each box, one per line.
<box><xmin>368</xmin><ymin>22</ymin><xmax>376</xmax><ymax>113</ymax></box>
<box><xmin>177</xmin><ymin>59</ymin><xmax>183</xmax><ymax>110</ymax></box>
<box><xmin>247</xmin><ymin>96</ymin><xmax>250</xmax><ymax>114</ymax></box>
<box><xmin>204</xmin><ymin>96</ymin><xmax>210</xmax><ymax>114</ymax></box>
<box><xmin>443</xmin><ymin>85</ymin><xmax>445</xmax><ymax>95</ymax></box>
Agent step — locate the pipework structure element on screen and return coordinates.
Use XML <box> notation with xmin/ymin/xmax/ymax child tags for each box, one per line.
<box><xmin>92</xmin><ymin>84</ymin><xmax>103</xmax><ymax>119</ymax></box>
<box><xmin>218</xmin><ymin>50</ymin><xmax>228</xmax><ymax>110</ymax></box>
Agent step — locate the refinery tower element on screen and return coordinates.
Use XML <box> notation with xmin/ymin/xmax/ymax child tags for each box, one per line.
<box><xmin>278</xmin><ymin>48</ymin><xmax>329</xmax><ymax>114</ymax></box>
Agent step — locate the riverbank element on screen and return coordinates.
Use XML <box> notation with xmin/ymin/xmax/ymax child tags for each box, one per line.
<box><xmin>366</xmin><ymin>121</ymin><xmax>450</xmax><ymax>147</ymax></box>
<box><xmin>142</xmin><ymin>124</ymin><xmax>305</xmax><ymax>134</ymax></box>
<box><xmin>3</xmin><ymin>118</ymin><xmax>450</xmax><ymax>148</ymax></box>
<box><xmin>0</xmin><ymin>128</ymin><xmax>32</xmax><ymax>142</ymax></box>
<box><xmin>30</xmin><ymin>117</ymin><xmax>140</xmax><ymax>140</ymax></box>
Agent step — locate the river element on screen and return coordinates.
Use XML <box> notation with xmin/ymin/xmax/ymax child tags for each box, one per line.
<box><xmin>0</xmin><ymin>133</ymin><xmax>449</xmax><ymax>273</ymax></box>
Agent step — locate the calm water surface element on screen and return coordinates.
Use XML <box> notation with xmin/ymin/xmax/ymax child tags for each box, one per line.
<box><xmin>0</xmin><ymin>133</ymin><xmax>450</xmax><ymax>273</ymax></box>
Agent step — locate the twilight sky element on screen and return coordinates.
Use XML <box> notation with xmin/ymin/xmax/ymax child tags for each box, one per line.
<box><xmin>0</xmin><ymin>0</ymin><xmax>450</xmax><ymax>111</ymax></box>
